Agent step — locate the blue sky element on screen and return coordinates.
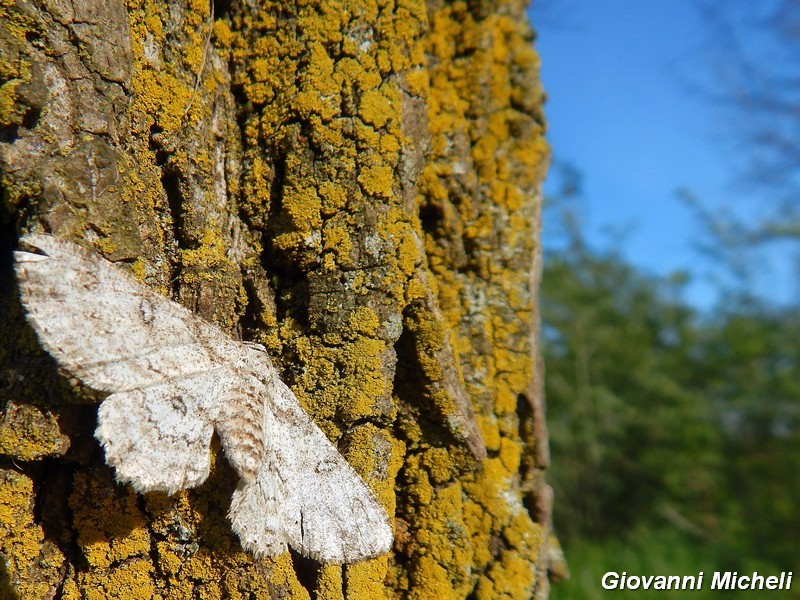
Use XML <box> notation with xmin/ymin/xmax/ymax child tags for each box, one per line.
<box><xmin>527</xmin><ymin>0</ymin><xmax>796</xmax><ymax>309</ymax></box>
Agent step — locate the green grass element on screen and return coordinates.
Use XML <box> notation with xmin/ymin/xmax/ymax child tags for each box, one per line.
<box><xmin>551</xmin><ymin>527</ymin><xmax>798</xmax><ymax>599</ymax></box>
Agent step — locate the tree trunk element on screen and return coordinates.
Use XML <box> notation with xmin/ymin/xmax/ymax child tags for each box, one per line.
<box><xmin>0</xmin><ymin>0</ymin><xmax>552</xmax><ymax>597</ymax></box>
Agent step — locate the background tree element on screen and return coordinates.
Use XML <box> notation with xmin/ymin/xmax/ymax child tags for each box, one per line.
<box><xmin>0</xmin><ymin>0</ymin><xmax>551</xmax><ymax>598</ymax></box>
<box><xmin>687</xmin><ymin>0</ymin><xmax>800</xmax><ymax>297</ymax></box>
<box><xmin>541</xmin><ymin>201</ymin><xmax>720</xmax><ymax>544</ymax></box>
<box><xmin>542</xmin><ymin>170</ymin><xmax>800</xmax><ymax>599</ymax></box>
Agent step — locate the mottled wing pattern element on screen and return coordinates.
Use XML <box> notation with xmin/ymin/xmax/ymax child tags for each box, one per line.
<box><xmin>14</xmin><ymin>234</ymin><xmax>228</xmax><ymax>493</ymax></box>
<box><xmin>221</xmin><ymin>353</ymin><xmax>393</xmax><ymax>562</ymax></box>
<box><xmin>97</xmin><ymin>373</ymin><xmax>236</xmax><ymax>494</ymax></box>
<box><xmin>247</xmin><ymin>377</ymin><xmax>392</xmax><ymax>562</ymax></box>
<box><xmin>228</xmin><ymin>455</ymin><xmax>290</xmax><ymax>558</ymax></box>
<box><xmin>14</xmin><ymin>234</ymin><xmax>394</xmax><ymax>563</ymax></box>
<box><xmin>14</xmin><ymin>234</ymin><xmax>229</xmax><ymax>391</ymax></box>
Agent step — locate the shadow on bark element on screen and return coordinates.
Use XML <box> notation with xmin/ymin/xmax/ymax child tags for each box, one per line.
<box><xmin>0</xmin><ymin>558</ymin><xmax>19</xmax><ymax>600</ymax></box>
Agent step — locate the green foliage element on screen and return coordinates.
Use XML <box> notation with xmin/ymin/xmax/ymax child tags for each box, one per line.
<box><xmin>551</xmin><ymin>527</ymin><xmax>796</xmax><ymax>600</ymax></box>
<box><xmin>543</xmin><ymin>232</ymin><xmax>721</xmax><ymax>542</ymax></box>
<box><xmin>694</xmin><ymin>304</ymin><xmax>800</xmax><ymax>567</ymax></box>
<box><xmin>541</xmin><ymin>207</ymin><xmax>800</xmax><ymax>580</ymax></box>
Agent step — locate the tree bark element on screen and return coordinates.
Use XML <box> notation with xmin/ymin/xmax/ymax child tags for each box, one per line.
<box><xmin>0</xmin><ymin>0</ymin><xmax>552</xmax><ymax>597</ymax></box>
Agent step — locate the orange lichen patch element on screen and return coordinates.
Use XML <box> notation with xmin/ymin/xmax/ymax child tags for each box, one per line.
<box><xmin>379</xmin><ymin>131</ymin><xmax>401</xmax><ymax>157</ymax></box>
<box><xmin>154</xmin><ymin>539</ymin><xmax>186</xmax><ymax>578</ymax></box>
<box><xmin>342</xmin><ymin>424</ymin><xmax>402</xmax><ymax>503</ymax></box>
<box><xmin>212</xmin><ymin>17</ymin><xmax>234</xmax><ymax>48</ymax></box>
<box><xmin>476</xmin><ymin>414</ymin><xmax>502</xmax><ymax>453</ymax></box>
<box><xmin>280</xmin><ymin>315</ymin><xmax>394</xmax><ymax>429</ymax></box>
<box><xmin>359</xmin><ymin>88</ymin><xmax>393</xmax><ymax>128</ymax></box>
<box><xmin>264</xmin><ymin>553</ymin><xmax>314</xmax><ymax>599</ymax></box>
<box><xmin>60</xmin><ymin>576</ymin><xmax>84</xmax><ymax>599</ymax></box>
<box><xmin>405</xmin><ymin>556</ymin><xmax>452</xmax><ymax>599</ymax></box>
<box><xmin>129</xmin><ymin>56</ymin><xmax>195</xmax><ymax>134</ymax></box>
<box><xmin>341</xmin><ymin>428</ymin><xmax>403</xmax><ymax>595</ymax></box>
<box><xmin>357</xmin><ymin>162</ymin><xmax>395</xmax><ymax>199</ymax></box>
<box><xmin>118</xmin><ymin>0</ymin><xmax>552</xmax><ymax>596</ymax></box>
<box><xmin>121</xmin><ymin>0</ymin><xmax>197</xmax><ymax>258</ymax></box>
<box><xmin>419</xmin><ymin>446</ymin><xmax>456</xmax><ymax>485</ymax></box>
<box><xmin>414</xmin><ymin>0</ymin><xmax>548</xmax><ymax>589</ymax></box>
<box><xmin>341</xmin><ymin>339</ymin><xmax>390</xmax><ymax>420</ymax></box>
<box><xmin>285</xmin><ymin>181</ymin><xmax>324</xmax><ymax>232</ymax></box>
<box><xmin>376</xmin><ymin>208</ymin><xmax>419</xmax><ymax>278</ymax></box>
<box><xmin>333</xmin><ymin>57</ymin><xmax>381</xmax><ymax>94</ymax></box>
<box><xmin>299</xmin><ymin>0</ymin><xmax>347</xmax><ymax>43</ymax></box>
<box><xmin>498</xmin><ymin>436</ymin><xmax>522</xmax><ymax>474</ymax></box>
<box><xmin>318</xmin><ymin>182</ymin><xmax>348</xmax><ymax>216</ymax></box>
<box><xmin>176</xmin><ymin>552</ymin><xmax>311</xmax><ymax>600</ymax></box>
<box><xmin>180</xmin><ymin>230</ymin><xmax>230</xmax><ymax>275</ymax></box>
<box><xmin>239</xmin><ymin>153</ymin><xmax>274</xmax><ymax>229</ymax></box>
<box><xmin>322</xmin><ymin>222</ymin><xmax>354</xmax><ymax>267</ymax></box>
<box><xmin>473</xmin><ymin>549</ymin><xmax>537</xmax><ymax>600</ymax></box>
<box><xmin>504</xmin><ymin>510</ymin><xmax>544</xmax><ymax>559</ymax></box>
<box><xmin>0</xmin><ymin>0</ymin><xmax>40</xmax><ymax>133</ymax></box>
<box><xmin>296</xmin><ymin>45</ymin><xmax>339</xmax><ymax>121</ymax></box>
<box><xmin>462</xmin><ymin>458</ymin><xmax>516</xmax><ymax>526</ymax></box>
<box><xmin>353</xmin><ymin>118</ymin><xmax>382</xmax><ymax>150</ymax></box>
<box><xmin>402</xmin><ymin>453</ymin><xmax>434</xmax><ymax>507</ymax></box>
<box><xmin>346</xmin><ymin>306</ymin><xmax>380</xmax><ymax>337</ymax></box>
<box><xmin>140</xmin><ymin>489</ymin><xmax>308</xmax><ymax>597</ymax></box>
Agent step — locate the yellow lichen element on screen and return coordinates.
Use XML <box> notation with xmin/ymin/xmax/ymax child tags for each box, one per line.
<box><xmin>359</xmin><ymin>88</ymin><xmax>393</xmax><ymax>128</ymax></box>
<box><xmin>357</xmin><ymin>162</ymin><xmax>394</xmax><ymax>199</ymax></box>
<box><xmin>4</xmin><ymin>0</ymin><xmax>548</xmax><ymax>595</ymax></box>
<box><xmin>0</xmin><ymin>0</ymin><xmax>37</xmax><ymax>130</ymax></box>
<box><xmin>407</xmin><ymin>0</ymin><xmax>548</xmax><ymax>592</ymax></box>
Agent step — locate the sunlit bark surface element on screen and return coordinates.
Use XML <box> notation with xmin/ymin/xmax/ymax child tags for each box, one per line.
<box><xmin>0</xmin><ymin>0</ymin><xmax>552</xmax><ymax>597</ymax></box>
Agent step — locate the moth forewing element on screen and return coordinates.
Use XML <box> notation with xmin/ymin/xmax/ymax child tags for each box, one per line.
<box><xmin>14</xmin><ymin>233</ymin><xmax>393</xmax><ymax>563</ymax></box>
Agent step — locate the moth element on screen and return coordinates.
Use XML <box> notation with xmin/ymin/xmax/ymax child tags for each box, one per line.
<box><xmin>14</xmin><ymin>233</ymin><xmax>393</xmax><ymax>563</ymax></box>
